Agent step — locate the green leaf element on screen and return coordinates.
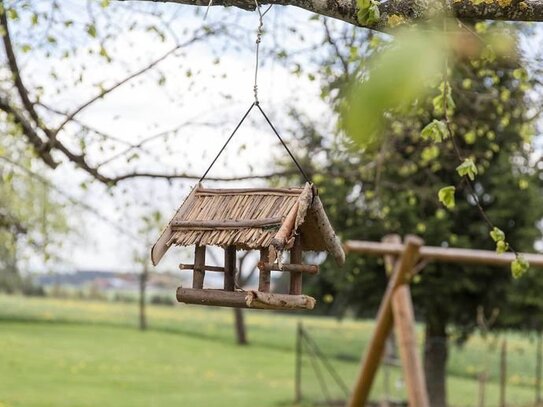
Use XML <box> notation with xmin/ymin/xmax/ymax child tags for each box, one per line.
<box><xmin>7</xmin><ymin>8</ymin><xmax>18</xmax><ymax>20</ymax></box>
<box><xmin>456</xmin><ymin>158</ymin><xmax>478</xmax><ymax>181</ymax></box>
<box><xmin>421</xmin><ymin>145</ymin><xmax>440</xmax><ymax>163</ymax></box>
<box><xmin>421</xmin><ymin>120</ymin><xmax>448</xmax><ymax>142</ymax></box>
<box><xmin>438</xmin><ymin>186</ymin><xmax>455</xmax><ymax>209</ymax></box>
<box><xmin>496</xmin><ymin>240</ymin><xmax>509</xmax><ymax>254</ymax></box>
<box><xmin>357</xmin><ymin>0</ymin><xmax>380</xmax><ymax>26</ymax></box>
<box><xmin>433</xmin><ymin>81</ymin><xmax>456</xmax><ymax>117</ymax></box>
<box><xmin>489</xmin><ymin>227</ymin><xmax>505</xmax><ymax>242</ymax></box>
<box><xmin>86</xmin><ymin>24</ymin><xmax>97</xmax><ymax>38</ymax></box>
<box><xmin>342</xmin><ymin>30</ymin><xmax>448</xmax><ymax>149</ymax></box>
<box><xmin>511</xmin><ymin>255</ymin><xmax>529</xmax><ymax>279</ymax></box>
<box><xmin>3</xmin><ymin>171</ymin><xmax>13</xmax><ymax>184</ymax></box>
<box><xmin>99</xmin><ymin>46</ymin><xmax>111</xmax><ymax>62</ymax></box>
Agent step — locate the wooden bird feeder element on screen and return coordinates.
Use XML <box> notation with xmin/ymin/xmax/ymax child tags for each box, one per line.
<box><xmin>151</xmin><ymin>182</ymin><xmax>344</xmax><ymax>311</ymax></box>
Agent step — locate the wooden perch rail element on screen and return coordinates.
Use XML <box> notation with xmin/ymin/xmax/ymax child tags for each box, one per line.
<box><xmin>257</xmin><ymin>262</ymin><xmax>319</xmax><ymax>275</ymax></box>
<box><xmin>179</xmin><ymin>263</ymin><xmax>225</xmax><ymax>272</ymax></box>
<box><xmin>176</xmin><ymin>288</ymin><xmax>316</xmax><ymax>310</ymax></box>
<box><xmin>344</xmin><ymin>240</ymin><xmax>543</xmax><ymax>268</ymax></box>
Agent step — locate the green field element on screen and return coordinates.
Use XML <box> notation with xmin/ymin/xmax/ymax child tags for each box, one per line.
<box><xmin>0</xmin><ymin>295</ymin><xmax>540</xmax><ymax>407</ymax></box>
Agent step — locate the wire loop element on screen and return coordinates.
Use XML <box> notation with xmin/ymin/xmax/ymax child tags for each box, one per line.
<box><xmin>253</xmin><ymin>0</ymin><xmax>272</xmax><ymax>104</ymax></box>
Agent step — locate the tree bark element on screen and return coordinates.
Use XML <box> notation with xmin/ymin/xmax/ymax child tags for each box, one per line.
<box><xmin>115</xmin><ymin>0</ymin><xmax>543</xmax><ymax>30</ymax></box>
<box><xmin>424</xmin><ymin>318</ymin><xmax>448</xmax><ymax>407</ymax></box>
<box><xmin>233</xmin><ymin>307</ymin><xmax>248</xmax><ymax>345</ymax></box>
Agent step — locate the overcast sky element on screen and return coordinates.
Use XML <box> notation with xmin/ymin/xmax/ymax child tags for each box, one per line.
<box><xmin>17</xmin><ymin>1</ymin><xmax>543</xmax><ymax>274</ymax></box>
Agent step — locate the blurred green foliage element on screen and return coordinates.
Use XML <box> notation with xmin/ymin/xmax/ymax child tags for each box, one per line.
<box><xmin>0</xmin><ymin>137</ymin><xmax>68</xmax><ymax>292</ymax></box>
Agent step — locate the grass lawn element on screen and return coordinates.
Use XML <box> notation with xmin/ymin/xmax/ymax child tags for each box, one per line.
<box><xmin>0</xmin><ymin>295</ymin><xmax>540</xmax><ymax>406</ymax></box>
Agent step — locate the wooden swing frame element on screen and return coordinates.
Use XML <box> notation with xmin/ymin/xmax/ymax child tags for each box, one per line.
<box><xmin>344</xmin><ymin>235</ymin><xmax>543</xmax><ymax>407</ymax></box>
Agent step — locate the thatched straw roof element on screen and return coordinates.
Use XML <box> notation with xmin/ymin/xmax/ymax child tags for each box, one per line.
<box><xmin>151</xmin><ymin>183</ymin><xmax>344</xmax><ymax>266</ymax></box>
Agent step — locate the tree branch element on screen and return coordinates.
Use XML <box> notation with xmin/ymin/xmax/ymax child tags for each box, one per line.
<box><xmin>0</xmin><ymin>3</ymin><xmax>44</xmax><ymax>129</ymax></box>
<box><xmin>109</xmin><ymin>169</ymin><xmax>300</xmax><ymax>184</ymax></box>
<box><xmin>52</xmin><ymin>41</ymin><xmax>186</xmax><ymax>137</ymax></box>
<box><xmin>116</xmin><ymin>0</ymin><xmax>543</xmax><ymax>29</ymax></box>
<box><xmin>0</xmin><ymin>95</ymin><xmax>57</xmax><ymax>168</ymax></box>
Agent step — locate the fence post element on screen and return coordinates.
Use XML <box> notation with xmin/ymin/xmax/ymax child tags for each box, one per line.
<box><xmin>537</xmin><ymin>330</ymin><xmax>542</xmax><ymax>406</ymax></box>
<box><xmin>499</xmin><ymin>339</ymin><xmax>507</xmax><ymax>407</ymax></box>
<box><xmin>295</xmin><ymin>321</ymin><xmax>303</xmax><ymax>403</ymax></box>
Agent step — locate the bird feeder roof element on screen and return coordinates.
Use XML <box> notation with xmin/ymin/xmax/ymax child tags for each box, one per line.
<box><xmin>151</xmin><ymin>182</ymin><xmax>345</xmax><ymax>266</ymax></box>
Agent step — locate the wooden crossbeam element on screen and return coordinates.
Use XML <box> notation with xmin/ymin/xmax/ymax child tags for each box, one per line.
<box><xmin>344</xmin><ymin>240</ymin><xmax>543</xmax><ymax>268</ymax></box>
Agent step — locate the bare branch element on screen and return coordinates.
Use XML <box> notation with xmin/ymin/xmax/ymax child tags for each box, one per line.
<box><xmin>52</xmin><ymin>35</ymin><xmax>203</xmax><ymax>137</ymax></box>
<box><xmin>109</xmin><ymin>169</ymin><xmax>300</xmax><ymax>184</ymax></box>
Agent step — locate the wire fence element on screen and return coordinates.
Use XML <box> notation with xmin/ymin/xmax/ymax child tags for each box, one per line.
<box><xmin>295</xmin><ymin>322</ymin><xmax>543</xmax><ymax>407</ymax></box>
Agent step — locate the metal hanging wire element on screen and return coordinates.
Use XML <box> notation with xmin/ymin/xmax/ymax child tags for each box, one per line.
<box><xmin>253</xmin><ymin>0</ymin><xmax>272</xmax><ymax>104</ymax></box>
<box><xmin>199</xmin><ymin>0</ymin><xmax>311</xmax><ymax>184</ymax></box>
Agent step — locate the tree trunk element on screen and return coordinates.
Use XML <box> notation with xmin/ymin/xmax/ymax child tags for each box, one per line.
<box><xmin>233</xmin><ymin>308</ymin><xmax>247</xmax><ymax>345</ymax></box>
<box><xmin>424</xmin><ymin>318</ymin><xmax>448</xmax><ymax>407</ymax></box>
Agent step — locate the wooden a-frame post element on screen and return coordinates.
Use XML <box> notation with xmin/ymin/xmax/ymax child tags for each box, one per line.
<box><xmin>347</xmin><ymin>235</ymin><xmax>429</xmax><ymax>407</ymax></box>
<box><xmin>384</xmin><ymin>235</ymin><xmax>429</xmax><ymax>407</ymax></box>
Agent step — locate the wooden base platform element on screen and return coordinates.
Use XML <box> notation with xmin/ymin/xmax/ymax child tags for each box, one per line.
<box><xmin>176</xmin><ymin>288</ymin><xmax>316</xmax><ymax>310</ymax></box>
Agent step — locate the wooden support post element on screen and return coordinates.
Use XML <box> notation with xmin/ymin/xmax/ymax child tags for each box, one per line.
<box><xmin>290</xmin><ymin>235</ymin><xmax>303</xmax><ymax>295</ymax></box>
<box><xmin>192</xmin><ymin>245</ymin><xmax>206</xmax><ymax>289</ymax></box>
<box><xmin>382</xmin><ymin>235</ymin><xmax>399</xmax><ymax>407</ymax></box>
<box><xmin>259</xmin><ymin>248</ymin><xmax>271</xmax><ymax>292</ymax></box>
<box><xmin>224</xmin><ymin>246</ymin><xmax>236</xmax><ymax>291</ymax></box>
<box><xmin>347</xmin><ymin>235</ymin><xmax>423</xmax><ymax>407</ymax></box>
<box><xmin>392</xmin><ymin>282</ymin><xmax>430</xmax><ymax>407</ymax></box>
<box><xmin>383</xmin><ymin>235</ymin><xmax>430</xmax><ymax>407</ymax></box>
